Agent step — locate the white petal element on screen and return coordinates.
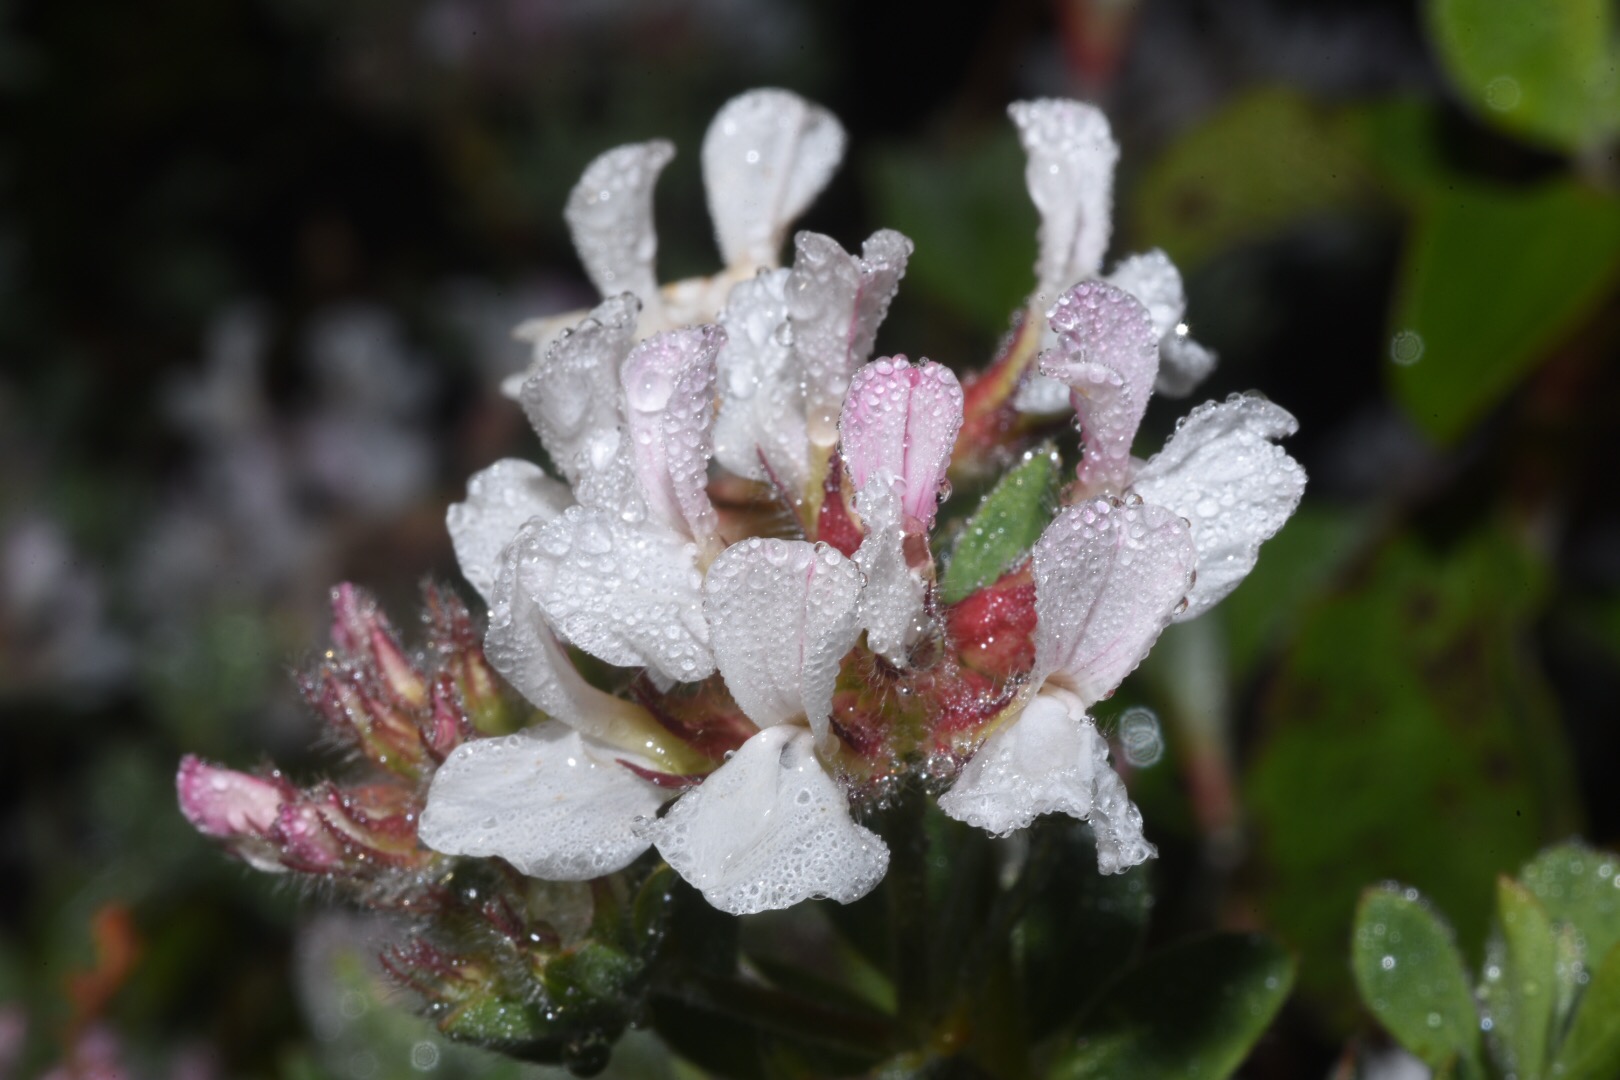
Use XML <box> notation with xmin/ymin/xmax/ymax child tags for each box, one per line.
<box><xmin>621</xmin><ymin>326</ymin><xmax>724</xmax><ymax>548</ymax></box>
<box><xmin>1105</xmin><ymin>250</ymin><xmax>1185</xmax><ymax>339</ymax></box>
<box><xmin>519</xmin><ymin>295</ymin><xmax>641</xmax><ymax>512</ymax></box>
<box><xmin>851</xmin><ymin>477</ymin><xmax>927</xmax><ymax>666</ymax></box>
<box><xmin>1089</xmin><ymin>757</ymin><xmax>1158</xmax><ymax>874</ymax></box>
<box><xmin>703</xmin><ymin>90</ymin><xmax>845</xmax><ymax>272</ymax></box>
<box><xmin>512</xmin><ymin>505</ymin><xmax>714</xmax><ymax>682</ymax></box>
<box><xmin>1133</xmin><ymin>395</ymin><xmax>1306</xmax><ymax>621</ymax></box>
<box><xmin>1031</xmin><ymin>497</ymin><xmax>1196</xmax><ymax>704</ymax></box>
<box><xmin>1155</xmin><ymin>330</ymin><xmax>1218</xmax><ymax>399</ymax></box>
<box><xmin>447</xmin><ymin>459</ymin><xmax>572</xmax><ymax>604</ymax></box>
<box><xmin>788</xmin><ymin>230</ymin><xmax>913</xmax><ymax>452</ymax></box>
<box><xmin>419</xmin><ymin>722</ymin><xmax>668</xmax><ymax>880</ymax></box>
<box><xmin>712</xmin><ymin>268</ymin><xmax>807</xmax><ymax>485</ymax></box>
<box><xmin>643</xmin><ymin>726</ymin><xmax>888</xmax><ymax>915</ymax></box>
<box><xmin>564</xmin><ymin>141</ymin><xmax>675</xmax><ymax>313</ymax></box>
<box><xmin>1103</xmin><ymin>250</ymin><xmax>1218</xmax><ymax>398</ymax></box>
<box><xmin>484</xmin><ymin>521</ymin><xmax>677</xmax><ymax>747</ymax></box>
<box><xmin>938</xmin><ymin>690</ymin><xmax>1100</xmax><ymax>834</ymax></box>
<box><xmin>1038</xmin><ymin>281</ymin><xmax>1160</xmax><ymax>494</ymax></box>
<box><xmin>1012</xmin><ymin>371</ymin><xmax>1074</xmax><ymax>415</ymax></box>
<box><xmin>704</xmin><ymin>538</ymin><xmax>861</xmax><ymax>742</ymax></box>
<box><xmin>838</xmin><ymin>358</ymin><xmax>963</xmax><ymax>529</ymax></box>
<box><xmin>1010</xmin><ymin>99</ymin><xmax>1118</xmax><ymax>306</ymax></box>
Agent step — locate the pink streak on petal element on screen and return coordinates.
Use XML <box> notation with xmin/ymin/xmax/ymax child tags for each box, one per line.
<box><xmin>838</xmin><ymin>357</ymin><xmax>963</xmax><ymax>528</ymax></box>
<box><xmin>176</xmin><ymin>756</ymin><xmax>289</xmax><ymax>839</ymax></box>
<box><xmin>622</xmin><ymin>325</ymin><xmax>726</xmax><ymax>548</ymax></box>
<box><xmin>1038</xmin><ymin>281</ymin><xmax>1159</xmax><ymax>493</ymax></box>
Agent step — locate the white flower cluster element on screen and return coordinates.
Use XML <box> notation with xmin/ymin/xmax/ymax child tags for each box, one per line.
<box><xmin>418</xmin><ymin>90</ymin><xmax>1305</xmax><ymax>916</ymax></box>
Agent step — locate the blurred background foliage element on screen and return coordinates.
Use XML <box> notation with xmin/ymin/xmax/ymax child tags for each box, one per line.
<box><xmin>1</xmin><ymin>0</ymin><xmax>1617</xmax><ymax>1076</ymax></box>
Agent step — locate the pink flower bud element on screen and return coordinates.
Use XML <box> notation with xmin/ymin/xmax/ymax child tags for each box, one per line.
<box><xmin>176</xmin><ymin>756</ymin><xmax>289</xmax><ymax>840</ymax></box>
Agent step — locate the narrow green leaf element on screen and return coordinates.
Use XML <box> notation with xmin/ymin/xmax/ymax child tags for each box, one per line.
<box><xmin>1351</xmin><ymin>887</ymin><xmax>1485</xmax><ymax>1077</ymax></box>
<box><xmin>1050</xmin><ymin>933</ymin><xmax>1294</xmax><ymax>1080</ymax></box>
<box><xmin>939</xmin><ymin>446</ymin><xmax>1058</xmax><ymax>604</ymax></box>
<box><xmin>1427</xmin><ymin>0</ymin><xmax>1620</xmax><ymax>154</ymax></box>
<box><xmin>1389</xmin><ymin>180</ymin><xmax>1620</xmax><ymax>444</ymax></box>
<box><xmin>1480</xmin><ymin>877</ymin><xmax>1558</xmax><ymax>1078</ymax></box>
<box><xmin>1549</xmin><ymin>941</ymin><xmax>1620</xmax><ymax>1080</ymax></box>
<box><xmin>1517</xmin><ymin>843</ymin><xmax>1620</xmax><ymax>967</ymax></box>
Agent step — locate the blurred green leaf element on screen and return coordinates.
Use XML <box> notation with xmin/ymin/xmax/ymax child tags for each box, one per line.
<box><xmin>1217</xmin><ymin>505</ymin><xmax>1365</xmax><ymax>678</ymax></box>
<box><xmin>1351</xmin><ymin>888</ymin><xmax>1486</xmax><ymax>1077</ymax></box>
<box><xmin>1017</xmin><ymin>821</ymin><xmax>1153</xmax><ymax>1039</ymax></box>
<box><xmin>1388</xmin><ymin>179</ymin><xmax>1620</xmax><ymax>444</ymax></box>
<box><xmin>1247</xmin><ymin>528</ymin><xmax>1578</xmax><ymax>1011</ymax></box>
<box><xmin>1517</xmin><ymin>843</ymin><xmax>1620</xmax><ymax>967</ymax></box>
<box><xmin>1132</xmin><ymin>87</ymin><xmax>1374</xmax><ymax>269</ymax></box>
<box><xmin>1427</xmin><ymin>0</ymin><xmax>1620</xmax><ymax>154</ymax></box>
<box><xmin>865</xmin><ymin>126</ymin><xmax>1035</xmax><ymax>334</ymax></box>
<box><xmin>940</xmin><ymin>446</ymin><xmax>1058</xmax><ymax>603</ymax></box>
<box><xmin>1049</xmin><ymin>933</ymin><xmax>1293</xmax><ymax>1080</ymax></box>
<box><xmin>1551</xmin><ymin>941</ymin><xmax>1620</xmax><ymax>1080</ymax></box>
<box><xmin>1481</xmin><ymin>877</ymin><xmax>1557</xmax><ymax>1077</ymax></box>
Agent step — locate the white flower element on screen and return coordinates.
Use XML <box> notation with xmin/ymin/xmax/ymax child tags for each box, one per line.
<box><xmin>1039</xmin><ymin>280</ymin><xmax>1308</xmax><ymax>619</ymax></box>
<box><xmin>1007</xmin><ymin>99</ymin><xmax>1218</xmax><ymax>412</ymax></box>
<box><xmin>642</xmin><ymin>537</ymin><xmax>888</xmax><ymax>915</ymax></box>
<box><xmin>940</xmin><ymin>495</ymin><xmax>1197</xmax><ymax>873</ymax></box>
<box><xmin>506</xmin><ymin>89</ymin><xmax>847</xmax><ymax>397</ymax></box>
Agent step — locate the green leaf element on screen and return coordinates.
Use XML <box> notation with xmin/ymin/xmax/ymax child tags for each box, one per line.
<box><xmin>1132</xmin><ymin>87</ymin><xmax>1374</xmax><ymax>269</ymax></box>
<box><xmin>1550</xmin><ymin>941</ymin><xmax>1620</xmax><ymax>1080</ymax></box>
<box><xmin>939</xmin><ymin>446</ymin><xmax>1059</xmax><ymax>603</ymax></box>
<box><xmin>865</xmin><ymin>127</ymin><xmax>1035</xmax><ymax>334</ymax></box>
<box><xmin>1427</xmin><ymin>0</ymin><xmax>1620</xmax><ymax>154</ymax></box>
<box><xmin>1017</xmin><ymin>820</ymin><xmax>1154</xmax><ymax>1038</ymax></box>
<box><xmin>1480</xmin><ymin>877</ymin><xmax>1558</xmax><ymax>1078</ymax></box>
<box><xmin>1247</xmin><ymin>528</ymin><xmax>1578</xmax><ymax>1013</ymax></box>
<box><xmin>1517</xmin><ymin>843</ymin><xmax>1620</xmax><ymax>967</ymax></box>
<box><xmin>1388</xmin><ymin>179</ymin><xmax>1620</xmax><ymax>444</ymax></box>
<box><xmin>1351</xmin><ymin>887</ymin><xmax>1485</xmax><ymax>1077</ymax></box>
<box><xmin>1049</xmin><ymin>933</ymin><xmax>1294</xmax><ymax>1080</ymax></box>
<box><xmin>1216</xmin><ymin>505</ymin><xmax>1365</xmax><ymax>679</ymax></box>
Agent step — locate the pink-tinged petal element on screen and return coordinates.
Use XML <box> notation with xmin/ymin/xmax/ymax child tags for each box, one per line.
<box><xmin>1132</xmin><ymin>395</ymin><xmax>1306</xmax><ymax>621</ymax></box>
<box><xmin>518</xmin><ymin>295</ymin><xmax>640</xmax><ymax>513</ymax></box>
<box><xmin>621</xmin><ymin>326</ymin><xmax>725</xmax><ymax>549</ymax></box>
<box><xmin>1031</xmin><ymin>496</ymin><xmax>1196</xmax><ymax>705</ymax></box>
<box><xmin>176</xmin><ymin>756</ymin><xmax>288</xmax><ymax>839</ymax></box>
<box><xmin>788</xmin><ymin>230</ymin><xmax>913</xmax><ymax>452</ymax></box>
<box><xmin>420</xmin><ymin>722</ymin><xmax>669</xmax><ymax>880</ymax></box>
<box><xmin>643</xmin><ymin>726</ymin><xmax>888</xmax><ymax>914</ymax></box>
<box><xmin>511</xmin><ymin>507</ymin><xmax>714</xmax><ymax>684</ymax></box>
<box><xmin>1038</xmin><ymin>281</ymin><xmax>1160</xmax><ymax>493</ymax></box>
<box><xmin>713</xmin><ymin>267</ymin><xmax>807</xmax><ymax>485</ymax></box>
<box><xmin>851</xmin><ymin>478</ymin><xmax>927</xmax><ymax>666</ymax></box>
<box><xmin>485</xmin><ymin>519</ymin><xmax>711</xmax><ymax>739</ymax></box>
<box><xmin>839</xmin><ymin>358</ymin><xmax>964</xmax><ymax>529</ymax></box>
<box><xmin>447</xmin><ymin>459</ymin><xmax>573</xmax><ymax>604</ymax></box>
<box><xmin>704</xmin><ymin>538</ymin><xmax>861</xmax><ymax>744</ymax></box>
<box><xmin>564</xmin><ymin>141</ymin><xmax>674</xmax><ymax>311</ymax></box>
<box><xmin>703</xmin><ymin>90</ymin><xmax>845</xmax><ymax>272</ymax></box>
<box><xmin>1010</xmin><ymin>99</ymin><xmax>1119</xmax><ymax>305</ymax></box>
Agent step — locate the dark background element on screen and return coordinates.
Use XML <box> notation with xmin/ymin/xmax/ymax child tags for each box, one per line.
<box><xmin>2</xmin><ymin>0</ymin><xmax>1617</xmax><ymax>1075</ymax></box>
